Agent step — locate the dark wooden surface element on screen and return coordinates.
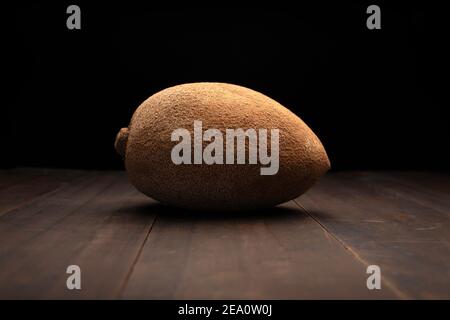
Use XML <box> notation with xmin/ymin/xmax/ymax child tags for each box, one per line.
<box><xmin>0</xmin><ymin>168</ymin><xmax>448</xmax><ymax>299</ymax></box>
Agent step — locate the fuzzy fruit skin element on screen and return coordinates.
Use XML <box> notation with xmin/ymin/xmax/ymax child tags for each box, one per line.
<box><xmin>117</xmin><ymin>83</ymin><xmax>330</xmax><ymax>211</ymax></box>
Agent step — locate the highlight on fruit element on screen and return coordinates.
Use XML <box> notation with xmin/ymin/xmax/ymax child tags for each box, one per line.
<box><xmin>171</xmin><ymin>120</ymin><xmax>280</xmax><ymax>176</ymax></box>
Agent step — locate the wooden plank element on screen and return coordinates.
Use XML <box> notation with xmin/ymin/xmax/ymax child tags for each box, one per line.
<box><xmin>2</xmin><ymin>169</ymin><xmax>447</xmax><ymax>299</ymax></box>
<box><xmin>385</xmin><ymin>171</ymin><xmax>450</xmax><ymax>195</ymax></box>
<box><xmin>374</xmin><ymin>171</ymin><xmax>450</xmax><ymax>215</ymax></box>
<box><xmin>0</xmin><ymin>171</ymin><xmax>111</xmax><ymax>257</ymax></box>
<box><xmin>122</xmin><ymin>201</ymin><xmax>398</xmax><ymax>299</ymax></box>
<box><xmin>296</xmin><ymin>171</ymin><xmax>450</xmax><ymax>299</ymax></box>
<box><xmin>0</xmin><ymin>171</ymin><xmax>156</xmax><ymax>299</ymax></box>
<box><xmin>0</xmin><ymin>168</ymin><xmax>42</xmax><ymax>190</ymax></box>
<box><xmin>0</xmin><ymin>168</ymin><xmax>84</xmax><ymax>217</ymax></box>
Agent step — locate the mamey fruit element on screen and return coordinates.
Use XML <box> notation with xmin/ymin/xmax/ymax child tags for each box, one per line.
<box><xmin>115</xmin><ymin>82</ymin><xmax>330</xmax><ymax>210</ymax></box>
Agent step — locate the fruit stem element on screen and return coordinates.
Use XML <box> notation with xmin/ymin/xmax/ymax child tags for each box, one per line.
<box><xmin>114</xmin><ymin>127</ymin><xmax>129</xmax><ymax>158</ymax></box>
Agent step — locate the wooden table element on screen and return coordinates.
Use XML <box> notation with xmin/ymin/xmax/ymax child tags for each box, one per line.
<box><xmin>0</xmin><ymin>168</ymin><xmax>449</xmax><ymax>299</ymax></box>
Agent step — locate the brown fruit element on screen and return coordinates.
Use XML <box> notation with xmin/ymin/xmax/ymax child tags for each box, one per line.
<box><xmin>115</xmin><ymin>82</ymin><xmax>330</xmax><ymax>210</ymax></box>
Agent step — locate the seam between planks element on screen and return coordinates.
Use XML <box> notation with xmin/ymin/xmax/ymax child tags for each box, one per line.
<box><xmin>293</xmin><ymin>198</ymin><xmax>410</xmax><ymax>299</ymax></box>
<box><xmin>116</xmin><ymin>214</ymin><xmax>158</xmax><ymax>299</ymax></box>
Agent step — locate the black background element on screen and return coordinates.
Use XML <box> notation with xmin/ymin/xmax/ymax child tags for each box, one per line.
<box><xmin>5</xmin><ymin>1</ymin><xmax>449</xmax><ymax>171</ymax></box>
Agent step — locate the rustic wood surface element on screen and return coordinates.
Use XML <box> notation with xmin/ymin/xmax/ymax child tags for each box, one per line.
<box><xmin>0</xmin><ymin>168</ymin><xmax>448</xmax><ymax>299</ymax></box>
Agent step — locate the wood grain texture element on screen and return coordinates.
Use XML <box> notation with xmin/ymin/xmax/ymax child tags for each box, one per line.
<box><xmin>296</xmin><ymin>171</ymin><xmax>450</xmax><ymax>299</ymax></box>
<box><xmin>0</xmin><ymin>168</ymin><xmax>83</xmax><ymax>217</ymax></box>
<box><xmin>122</xmin><ymin>201</ymin><xmax>396</xmax><ymax>299</ymax></box>
<box><xmin>0</xmin><ymin>169</ymin><xmax>448</xmax><ymax>299</ymax></box>
<box><xmin>0</xmin><ymin>170</ymin><xmax>156</xmax><ymax>299</ymax></box>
